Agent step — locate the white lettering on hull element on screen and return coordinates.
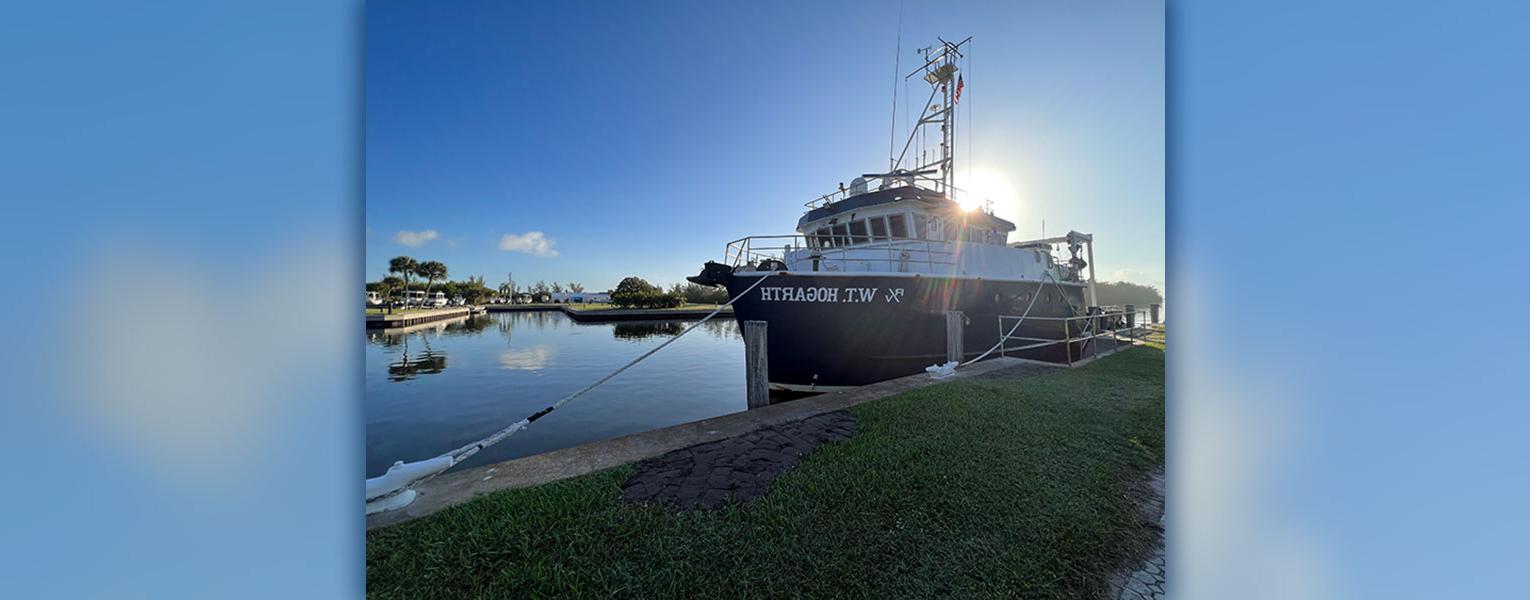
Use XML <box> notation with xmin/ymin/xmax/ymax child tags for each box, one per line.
<box><xmin>758</xmin><ymin>286</ymin><xmax>902</xmax><ymax>303</ymax></box>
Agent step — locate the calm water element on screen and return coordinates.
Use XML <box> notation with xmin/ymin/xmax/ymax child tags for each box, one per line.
<box><xmin>364</xmin><ymin>311</ymin><xmax>745</xmax><ymax>478</ymax></box>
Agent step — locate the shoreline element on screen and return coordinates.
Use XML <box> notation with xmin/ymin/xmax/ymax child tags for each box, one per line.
<box><xmin>484</xmin><ymin>303</ymin><xmax>734</xmax><ymax>322</ymax></box>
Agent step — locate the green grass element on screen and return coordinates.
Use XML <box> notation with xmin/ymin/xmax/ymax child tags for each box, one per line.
<box><xmin>366</xmin><ymin>348</ymin><xmax>1165</xmax><ymax>598</ymax></box>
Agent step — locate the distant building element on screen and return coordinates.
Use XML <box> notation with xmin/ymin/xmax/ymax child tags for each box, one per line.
<box><xmin>550</xmin><ymin>292</ymin><xmax>610</xmax><ymax>303</ymax></box>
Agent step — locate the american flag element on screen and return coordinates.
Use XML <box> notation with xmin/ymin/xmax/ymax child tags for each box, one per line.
<box><xmin>955</xmin><ymin>75</ymin><xmax>964</xmax><ymax>104</ymax></box>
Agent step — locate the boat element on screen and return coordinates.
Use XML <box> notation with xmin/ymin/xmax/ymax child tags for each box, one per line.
<box><xmin>688</xmin><ymin>37</ymin><xmax>1105</xmax><ymax>391</ymax></box>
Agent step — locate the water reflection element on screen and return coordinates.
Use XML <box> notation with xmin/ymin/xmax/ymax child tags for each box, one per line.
<box><xmin>388</xmin><ymin>351</ymin><xmax>447</xmax><ymax>381</ymax></box>
<box><xmin>499</xmin><ymin>345</ymin><xmax>556</xmax><ymax>371</ymax></box>
<box><xmin>699</xmin><ymin>318</ymin><xmax>742</xmax><ymax>341</ymax></box>
<box><xmin>441</xmin><ymin>315</ymin><xmax>492</xmax><ymax>336</ymax></box>
<box><xmin>384</xmin><ymin>333</ymin><xmax>449</xmax><ymax>381</ymax></box>
<box><xmin>365</xmin><ymin>310</ymin><xmax>749</xmax><ymax>477</ymax></box>
<box><xmin>612</xmin><ymin>321</ymin><xmax>686</xmax><ymax>341</ymax></box>
<box><xmin>368</xmin><ymin>315</ymin><xmax>497</xmax><ymax>381</ymax></box>
<box><xmin>609</xmin><ymin>318</ymin><xmax>743</xmax><ymax>342</ymax></box>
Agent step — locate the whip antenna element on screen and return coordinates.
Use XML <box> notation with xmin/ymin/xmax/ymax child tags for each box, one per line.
<box><xmin>887</xmin><ymin>2</ymin><xmax>903</xmax><ymax>171</ymax></box>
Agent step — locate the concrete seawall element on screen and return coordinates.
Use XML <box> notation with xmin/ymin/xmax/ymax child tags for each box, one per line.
<box><xmin>365</xmin><ymin>307</ymin><xmax>473</xmax><ymax>329</ymax></box>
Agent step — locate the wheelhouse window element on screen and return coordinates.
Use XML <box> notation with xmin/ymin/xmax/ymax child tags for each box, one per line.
<box><xmin>869</xmin><ymin>216</ymin><xmax>889</xmax><ymax>241</ymax></box>
<box><xmin>815</xmin><ymin>227</ymin><xmax>832</xmax><ymax>248</ymax></box>
<box><xmin>831</xmin><ymin>223</ymin><xmax>849</xmax><ymax>247</ymax></box>
<box><xmin>848</xmin><ymin>220</ymin><xmax>869</xmax><ymax>245</ymax></box>
<box><xmin>888</xmin><ymin>214</ymin><xmax>908</xmax><ymax>239</ymax></box>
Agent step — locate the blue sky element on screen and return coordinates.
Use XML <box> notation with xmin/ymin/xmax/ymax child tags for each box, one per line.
<box><xmin>366</xmin><ymin>0</ymin><xmax>1163</xmax><ymax>293</ymax></box>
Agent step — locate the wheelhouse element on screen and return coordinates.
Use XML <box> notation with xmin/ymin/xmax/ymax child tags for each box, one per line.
<box><xmin>797</xmin><ymin>184</ymin><xmax>1015</xmax><ymax>250</ymax></box>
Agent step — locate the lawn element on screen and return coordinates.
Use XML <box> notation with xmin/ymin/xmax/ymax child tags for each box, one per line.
<box><xmin>366</xmin><ymin>348</ymin><xmax>1165</xmax><ymax>598</ymax></box>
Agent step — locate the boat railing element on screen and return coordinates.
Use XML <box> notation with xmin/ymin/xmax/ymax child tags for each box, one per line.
<box><xmin>725</xmin><ymin>235</ymin><xmax>956</xmax><ymax>273</ymax></box>
<box><xmin>803</xmin><ymin>188</ymin><xmax>853</xmax><ymax>209</ymax></box>
<box><xmin>802</xmin><ymin>177</ymin><xmax>996</xmax><ymax>213</ymax></box>
<box><xmin>802</xmin><ymin>173</ymin><xmax>936</xmax><ymax>209</ymax></box>
<box><xmin>995</xmin><ymin>307</ymin><xmax>1155</xmax><ymax>366</ymax></box>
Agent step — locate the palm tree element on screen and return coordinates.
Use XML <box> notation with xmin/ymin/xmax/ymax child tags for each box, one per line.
<box><xmin>389</xmin><ymin>256</ymin><xmax>417</xmax><ymax>307</ymax></box>
<box><xmin>379</xmin><ymin>275</ymin><xmax>404</xmax><ymax>313</ymax></box>
<box><xmin>568</xmin><ymin>282</ymin><xmax>585</xmax><ymax>293</ymax></box>
<box><xmin>416</xmin><ymin>260</ymin><xmax>448</xmax><ymax>304</ymax></box>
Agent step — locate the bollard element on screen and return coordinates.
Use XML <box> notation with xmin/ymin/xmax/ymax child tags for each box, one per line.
<box><xmin>1150</xmin><ymin>303</ymin><xmax>1160</xmax><ymax>325</ymax></box>
<box><xmin>945</xmin><ymin>311</ymin><xmax>965</xmax><ymax>365</ymax></box>
<box><xmin>744</xmin><ymin>320</ymin><xmax>769</xmax><ymax>409</ymax></box>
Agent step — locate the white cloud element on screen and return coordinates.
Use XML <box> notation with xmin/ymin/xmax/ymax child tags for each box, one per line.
<box><xmin>394</xmin><ymin>229</ymin><xmax>439</xmax><ymax>247</ymax></box>
<box><xmin>498</xmin><ymin>231</ymin><xmax>558</xmax><ymax>257</ymax></box>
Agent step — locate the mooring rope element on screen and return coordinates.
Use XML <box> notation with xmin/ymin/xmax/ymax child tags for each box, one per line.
<box><xmin>369</xmin><ymin>271</ymin><xmax>777</xmax><ymax>503</ymax></box>
<box><xmin>959</xmin><ymin>270</ymin><xmax>1075</xmax><ymax>367</ymax></box>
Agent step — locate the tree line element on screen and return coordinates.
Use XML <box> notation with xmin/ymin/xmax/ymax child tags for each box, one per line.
<box><xmin>497</xmin><ymin>280</ymin><xmax>589</xmax><ymax>303</ymax></box>
<box><xmin>367</xmin><ymin>255</ymin><xmax>495</xmax><ymax>306</ymax></box>
<box><xmin>610</xmin><ymin>277</ymin><xmax>728</xmax><ymax>308</ymax></box>
<box><xmin>369</xmin><ymin>255</ymin><xmax>601</xmax><ymax>306</ymax></box>
<box><xmin>1092</xmin><ymin>281</ymin><xmax>1164</xmax><ymax>307</ymax></box>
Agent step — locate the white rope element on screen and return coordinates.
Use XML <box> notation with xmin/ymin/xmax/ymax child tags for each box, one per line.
<box><xmin>371</xmin><ymin>271</ymin><xmax>778</xmax><ymax>500</ymax></box>
<box><xmin>959</xmin><ymin>271</ymin><xmax>1074</xmax><ymax>367</ymax></box>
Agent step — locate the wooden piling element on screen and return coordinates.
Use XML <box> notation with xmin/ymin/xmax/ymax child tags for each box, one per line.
<box><xmin>744</xmin><ymin>320</ymin><xmax>769</xmax><ymax>409</ymax></box>
<box><xmin>945</xmin><ymin>311</ymin><xmax>964</xmax><ymax>364</ymax></box>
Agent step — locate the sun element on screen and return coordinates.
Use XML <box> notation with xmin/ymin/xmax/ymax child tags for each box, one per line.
<box><xmin>956</xmin><ymin>168</ymin><xmax>1019</xmax><ymax>214</ymax></box>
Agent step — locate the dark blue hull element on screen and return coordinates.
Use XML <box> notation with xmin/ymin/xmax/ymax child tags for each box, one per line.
<box><xmin>724</xmin><ymin>273</ymin><xmax>1092</xmax><ymax>389</ymax></box>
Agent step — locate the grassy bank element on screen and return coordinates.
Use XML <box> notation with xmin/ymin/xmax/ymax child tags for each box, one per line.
<box><xmin>367</xmin><ymin>348</ymin><xmax>1165</xmax><ymax>598</ymax></box>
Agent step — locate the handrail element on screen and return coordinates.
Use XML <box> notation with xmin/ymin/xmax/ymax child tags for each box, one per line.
<box><xmin>724</xmin><ymin>234</ymin><xmax>957</xmax><ymax>273</ymax></box>
<box><xmin>993</xmin><ymin>307</ymin><xmax>1151</xmax><ymax>365</ymax></box>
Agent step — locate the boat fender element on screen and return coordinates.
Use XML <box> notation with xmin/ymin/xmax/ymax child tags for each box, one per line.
<box><xmin>365</xmin><ymin>455</ymin><xmax>453</xmax><ymax>501</ymax></box>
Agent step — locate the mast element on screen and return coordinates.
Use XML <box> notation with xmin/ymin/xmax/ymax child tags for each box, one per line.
<box><xmin>883</xmin><ymin>36</ymin><xmax>969</xmax><ymax>196</ymax></box>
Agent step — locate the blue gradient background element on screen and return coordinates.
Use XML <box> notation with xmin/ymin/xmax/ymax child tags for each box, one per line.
<box><xmin>1</xmin><ymin>1</ymin><xmax>1525</xmax><ymax>598</ymax></box>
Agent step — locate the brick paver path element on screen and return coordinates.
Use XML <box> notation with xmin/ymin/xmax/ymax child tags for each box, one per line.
<box><xmin>1111</xmin><ymin>468</ymin><xmax>1166</xmax><ymax>600</ymax></box>
<box><xmin>620</xmin><ymin>411</ymin><xmax>856</xmax><ymax>509</ymax></box>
